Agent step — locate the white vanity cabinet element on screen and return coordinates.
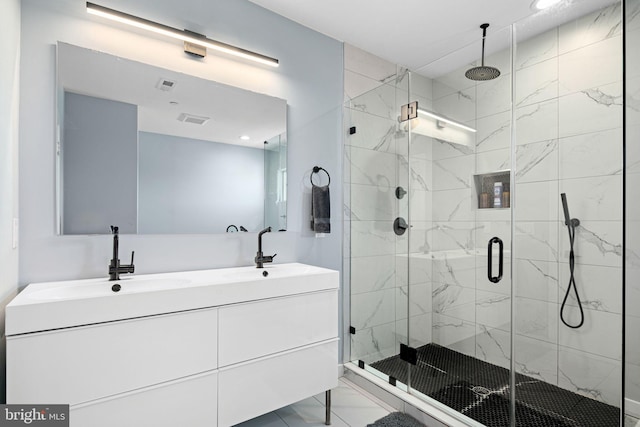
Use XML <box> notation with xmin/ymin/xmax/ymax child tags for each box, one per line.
<box><xmin>218</xmin><ymin>290</ymin><xmax>339</xmax><ymax>426</ymax></box>
<box><xmin>6</xmin><ymin>263</ymin><xmax>339</xmax><ymax>427</ymax></box>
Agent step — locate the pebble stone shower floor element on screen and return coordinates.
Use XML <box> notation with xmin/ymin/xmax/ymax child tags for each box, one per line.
<box><xmin>370</xmin><ymin>343</ymin><xmax>619</xmax><ymax>427</ymax></box>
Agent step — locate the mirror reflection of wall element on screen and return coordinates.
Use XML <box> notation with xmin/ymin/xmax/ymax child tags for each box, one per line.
<box><xmin>264</xmin><ymin>133</ymin><xmax>287</xmax><ymax>232</ymax></box>
<box><xmin>56</xmin><ymin>42</ymin><xmax>287</xmax><ymax>235</ymax></box>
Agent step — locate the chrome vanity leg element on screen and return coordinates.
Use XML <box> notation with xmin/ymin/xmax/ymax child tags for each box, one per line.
<box><xmin>325</xmin><ymin>390</ymin><xmax>331</xmax><ymax>425</ymax></box>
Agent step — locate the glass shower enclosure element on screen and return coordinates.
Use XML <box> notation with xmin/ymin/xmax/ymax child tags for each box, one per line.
<box><xmin>345</xmin><ymin>0</ymin><xmax>631</xmax><ymax>425</ymax></box>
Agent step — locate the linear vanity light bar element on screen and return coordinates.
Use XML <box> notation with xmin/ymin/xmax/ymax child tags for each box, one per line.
<box><xmin>86</xmin><ymin>2</ymin><xmax>279</xmax><ymax>67</ymax></box>
<box><xmin>417</xmin><ymin>109</ymin><xmax>476</xmax><ymax>133</ymax></box>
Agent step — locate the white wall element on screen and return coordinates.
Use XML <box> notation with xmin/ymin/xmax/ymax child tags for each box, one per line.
<box><xmin>19</xmin><ymin>0</ymin><xmax>343</xmax><ymax>283</ymax></box>
<box><xmin>0</xmin><ymin>0</ymin><xmax>21</xmax><ymax>404</ymax></box>
<box><xmin>138</xmin><ymin>132</ymin><xmax>264</xmax><ymax>234</ymax></box>
<box><xmin>63</xmin><ymin>92</ymin><xmax>138</xmax><ymax>234</ymax></box>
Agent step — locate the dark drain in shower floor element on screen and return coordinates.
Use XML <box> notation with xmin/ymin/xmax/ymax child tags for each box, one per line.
<box><xmin>370</xmin><ymin>344</ymin><xmax>619</xmax><ymax>427</ymax></box>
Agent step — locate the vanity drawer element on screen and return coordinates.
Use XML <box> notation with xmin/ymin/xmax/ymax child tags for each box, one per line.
<box><xmin>218</xmin><ymin>339</ymin><xmax>338</xmax><ymax>427</ymax></box>
<box><xmin>7</xmin><ymin>308</ymin><xmax>218</xmax><ymax>405</ymax></box>
<box><xmin>71</xmin><ymin>370</ymin><xmax>217</xmax><ymax>427</ymax></box>
<box><xmin>218</xmin><ymin>290</ymin><xmax>338</xmax><ymax>366</ymax></box>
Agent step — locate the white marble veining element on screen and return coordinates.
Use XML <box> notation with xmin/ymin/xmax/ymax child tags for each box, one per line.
<box><xmin>559</xmin><ymin>35</ymin><xmax>622</xmax><ymax>96</ymax></box>
<box><xmin>350</xmin><ymin>221</ymin><xmax>397</xmax><ymax>257</ymax></box>
<box><xmin>475</xmin><ymin>148</ymin><xmax>510</xmax><ymax>175</ymax></box>
<box><xmin>347</xmin><ymin>146</ymin><xmax>398</xmax><ymax>187</ymax></box>
<box><xmin>514</xmin><ymin>259</ymin><xmax>558</xmax><ymax>303</ymax></box>
<box><xmin>351</xmin><ymin>288</ymin><xmax>396</xmax><ymax>331</ymax></box>
<box><xmin>558</xmin><ymin>263</ymin><xmax>622</xmax><ymax>314</ymax></box>
<box><xmin>408</xmin><ymin>190</ymin><xmax>432</xmax><ymax>222</ymax></box>
<box><xmin>350</xmin><ymin>255</ymin><xmax>396</xmax><ymax>295</ymax></box>
<box><xmin>558</xmin><ymin>345</ymin><xmax>621</xmax><ymax>406</ymax></box>
<box><xmin>348</xmin><ymin>82</ymin><xmax>399</xmax><ymax>122</ymax></box>
<box><xmin>516</xmin><ymin>99</ymin><xmax>559</xmax><ymax>145</ymax></box>
<box><xmin>514</xmin><ymin>334</ymin><xmax>559</xmax><ymax>384</ymax></box>
<box><xmin>349</xmin><ymin>183</ymin><xmax>397</xmax><ymax>221</ymax></box>
<box><xmin>350</xmin><ymin>323</ymin><xmax>397</xmax><ymax>364</ymax></box>
<box><xmin>346</xmin><ymin>109</ymin><xmax>400</xmax><ymax>154</ymax></box>
<box><xmin>475</xmin><ymin>291</ymin><xmax>511</xmax><ymax>330</ymax></box>
<box><xmin>432</xmin><ymin>88</ymin><xmax>476</xmax><ymax>125</ymax></box>
<box><xmin>515</xmin><ymin>222</ymin><xmax>559</xmax><ymax>262</ymax></box>
<box><xmin>515</xmin><ymin>28</ymin><xmax>558</xmax><ymax>70</ymax></box>
<box><xmin>515</xmin><ymin>297</ymin><xmax>558</xmax><ymax>344</ymax></box>
<box><xmin>475</xmin><ymin>325</ymin><xmax>510</xmax><ymax>370</ymax></box>
<box><xmin>558</xmin><ymin>3</ymin><xmax>622</xmax><ymax>55</ymax></box>
<box><xmin>563</xmin><ymin>220</ymin><xmax>622</xmax><ymax>267</ymax></box>
<box><xmin>432</xmin><ymin>284</ymin><xmax>475</xmax><ymax>322</ymax></box>
<box><xmin>432</xmin><ymin>156</ymin><xmax>474</xmax><ymax>191</ymax></box>
<box><xmin>559</xmin><ymin>308</ymin><xmax>622</xmax><ymax>360</ymax></box>
<box><xmin>475</xmin><ymin>111</ymin><xmax>510</xmax><ymax>153</ymax></box>
<box><xmin>515</xmin><ymin>58</ymin><xmax>558</xmax><ymax>107</ymax></box>
<box><xmin>515</xmin><ymin>139</ymin><xmax>558</xmax><ymax>183</ymax></box>
<box><xmin>395</xmin><ymin>253</ymin><xmax>433</xmax><ymax>286</ymax></box>
<box><xmin>396</xmin><ymin>221</ymin><xmax>434</xmax><ymax>255</ymax></box>
<box><xmin>559</xmin><ymin>82</ymin><xmax>623</xmax><ymax>138</ymax></box>
<box><xmin>395</xmin><ymin>283</ymin><xmax>431</xmax><ymax>319</ymax></box>
<box><xmin>433</xmin><ymin>189</ymin><xmax>474</xmax><ymax>222</ymax></box>
<box><xmin>514</xmin><ymin>181</ymin><xmax>559</xmax><ymax>221</ymax></box>
<box><xmin>558</xmin><ymin>128</ymin><xmax>623</xmax><ymax>179</ymax></box>
<box><xmin>432</xmin><ymin>222</ymin><xmax>477</xmax><ymax>253</ymax></box>
<box><xmin>476</xmin><ymin>76</ymin><xmax>511</xmax><ymax>119</ymax></box>
<box><xmin>432</xmin><ymin>313</ymin><xmax>477</xmax><ymax>355</ymax></box>
<box><xmin>559</xmin><ymin>174</ymin><xmax>622</xmax><ymax>221</ymax></box>
<box><xmin>344</xmin><ymin>44</ymin><xmax>397</xmax><ymax>87</ymax></box>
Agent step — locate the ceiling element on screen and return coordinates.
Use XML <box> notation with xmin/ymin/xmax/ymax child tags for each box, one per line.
<box><xmin>58</xmin><ymin>43</ymin><xmax>286</xmax><ymax>149</ymax></box>
<box><xmin>248</xmin><ymin>0</ymin><xmax>617</xmax><ymax>76</ymax></box>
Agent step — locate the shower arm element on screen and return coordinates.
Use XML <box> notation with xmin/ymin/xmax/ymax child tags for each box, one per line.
<box><xmin>480</xmin><ymin>23</ymin><xmax>489</xmax><ymax>67</ymax></box>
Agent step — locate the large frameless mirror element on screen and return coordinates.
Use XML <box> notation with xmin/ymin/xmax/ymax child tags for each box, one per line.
<box><xmin>56</xmin><ymin>42</ymin><xmax>287</xmax><ymax>235</ymax></box>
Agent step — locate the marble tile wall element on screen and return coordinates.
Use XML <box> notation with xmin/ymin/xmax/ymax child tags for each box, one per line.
<box><xmin>344</xmin><ymin>1</ymin><xmax>627</xmax><ymax>410</ymax></box>
<box><xmin>626</xmin><ymin>0</ymin><xmax>640</xmax><ymax>411</ymax></box>
<box><xmin>428</xmin><ymin>3</ymin><xmax>624</xmax><ymax>406</ymax></box>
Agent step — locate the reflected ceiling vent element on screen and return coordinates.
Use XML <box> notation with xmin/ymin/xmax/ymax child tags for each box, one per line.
<box><xmin>177</xmin><ymin>113</ymin><xmax>210</xmax><ymax>125</ymax></box>
<box><xmin>156</xmin><ymin>78</ymin><xmax>177</xmax><ymax>92</ymax></box>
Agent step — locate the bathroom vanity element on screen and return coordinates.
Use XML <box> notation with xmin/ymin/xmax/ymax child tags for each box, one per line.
<box><xmin>5</xmin><ymin>263</ymin><xmax>339</xmax><ymax>427</ymax></box>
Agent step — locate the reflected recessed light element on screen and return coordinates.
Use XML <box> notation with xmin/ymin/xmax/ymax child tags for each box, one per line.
<box><xmin>240</xmin><ymin>135</ymin><xmax>250</xmax><ymax>141</ymax></box>
<box><xmin>533</xmin><ymin>0</ymin><xmax>561</xmax><ymax>10</ymax></box>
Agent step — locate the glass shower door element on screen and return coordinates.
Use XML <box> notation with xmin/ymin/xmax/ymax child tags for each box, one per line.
<box><xmin>345</xmin><ymin>66</ymin><xmax>412</xmax><ymax>387</ymax></box>
<box><xmin>403</xmin><ymin>25</ymin><xmax>515</xmax><ymax>426</ymax></box>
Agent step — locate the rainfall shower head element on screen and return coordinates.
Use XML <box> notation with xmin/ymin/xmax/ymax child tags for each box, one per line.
<box><xmin>465</xmin><ymin>23</ymin><xmax>501</xmax><ymax>81</ymax></box>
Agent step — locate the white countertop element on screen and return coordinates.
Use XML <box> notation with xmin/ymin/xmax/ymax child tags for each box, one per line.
<box><xmin>6</xmin><ymin>263</ymin><xmax>339</xmax><ymax>336</ymax></box>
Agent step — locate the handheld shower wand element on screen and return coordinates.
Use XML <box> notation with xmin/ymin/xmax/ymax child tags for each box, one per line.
<box><xmin>560</xmin><ymin>193</ymin><xmax>584</xmax><ymax>328</ymax></box>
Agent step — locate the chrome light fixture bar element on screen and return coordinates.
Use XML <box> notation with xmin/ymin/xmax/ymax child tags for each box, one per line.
<box><xmin>86</xmin><ymin>2</ymin><xmax>279</xmax><ymax>67</ymax></box>
<box><xmin>417</xmin><ymin>108</ymin><xmax>476</xmax><ymax>133</ymax></box>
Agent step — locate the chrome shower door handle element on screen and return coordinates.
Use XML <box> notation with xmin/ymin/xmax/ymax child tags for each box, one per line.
<box><xmin>487</xmin><ymin>237</ymin><xmax>503</xmax><ymax>283</ymax></box>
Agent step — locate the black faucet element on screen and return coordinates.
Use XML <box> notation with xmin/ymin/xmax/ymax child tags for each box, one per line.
<box><xmin>109</xmin><ymin>225</ymin><xmax>135</xmax><ymax>281</ymax></box>
<box><xmin>255</xmin><ymin>226</ymin><xmax>277</xmax><ymax>268</ymax></box>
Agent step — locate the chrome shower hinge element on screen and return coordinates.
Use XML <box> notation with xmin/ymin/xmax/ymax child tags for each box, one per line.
<box><xmin>399</xmin><ymin>101</ymin><xmax>418</xmax><ymax>122</ymax></box>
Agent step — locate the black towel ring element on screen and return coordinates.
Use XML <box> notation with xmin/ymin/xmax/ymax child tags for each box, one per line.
<box><xmin>310</xmin><ymin>166</ymin><xmax>331</xmax><ymax>186</ymax></box>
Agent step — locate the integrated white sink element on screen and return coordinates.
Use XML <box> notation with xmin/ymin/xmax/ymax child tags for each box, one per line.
<box><xmin>27</xmin><ymin>278</ymin><xmax>191</xmax><ymax>301</ymax></box>
<box><xmin>6</xmin><ymin>263</ymin><xmax>339</xmax><ymax>336</ymax></box>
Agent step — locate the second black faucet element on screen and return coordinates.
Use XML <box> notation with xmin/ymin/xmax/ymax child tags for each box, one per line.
<box><xmin>109</xmin><ymin>225</ymin><xmax>135</xmax><ymax>281</ymax></box>
<box><xmin>255</xmin><ymin>226</ymin><xmax>277</xmax><ymax>268</ymax></box>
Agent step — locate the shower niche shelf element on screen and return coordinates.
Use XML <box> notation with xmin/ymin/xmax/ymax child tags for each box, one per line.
<box><xmin>474</xmin><ymin>170</ymin><xmax>510</xmax><ymax>209</ymax></box>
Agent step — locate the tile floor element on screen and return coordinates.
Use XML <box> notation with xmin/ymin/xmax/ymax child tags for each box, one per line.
<box><xmin>626</xmin><ymin>415</ymin><xmax>640</xmax><ymax>427</ymax></box>
<box><xmin>234</xmin><ymin>378</ymin><xmax>395</xmax><ymax>427</ymax></box>
<box><xmin>234</xmin><ymin>376</ymin><xmax>640</xmax><ymax>427</ymax></box>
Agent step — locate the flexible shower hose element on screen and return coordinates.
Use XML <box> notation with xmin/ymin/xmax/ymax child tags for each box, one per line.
<box><xmin>560</xmin><ymin>221</ymin><xmax>584</xmax><ymax>329</ymax></box>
